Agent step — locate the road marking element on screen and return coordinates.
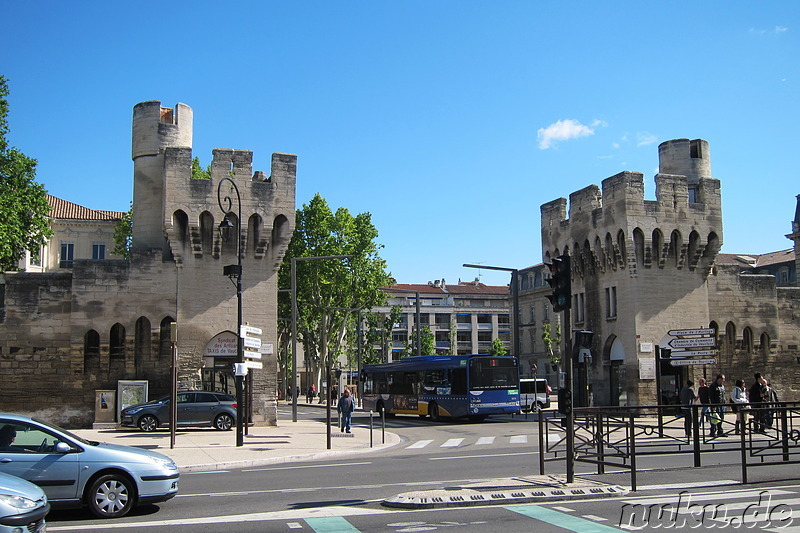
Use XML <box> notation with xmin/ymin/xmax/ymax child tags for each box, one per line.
<box><xmin>552</xmin><ymin>506</ymin><xmax>575</xmax><ymax>512</ymax></box>
<box><xmin>407</xmin><ymin>439</ymin><xmax>433</xmax><ymax>449</ymax></box>
<box><xmin>509</xmin><ymin>435</ymin><xmax>528</xmax><ymax>444</ymax></box>
<box><xmin>475</xmin><ymin>436</ymin><xmax>495</xmax><ymax>445</ymax></box>
<box><xmin>506</xmin><ymin>505</ymin><xmax>624</xmax><ymax>532</ymax></box>
<box><xmin>583</xmin><ymin>514</ymin><xmax>609</xmax><ymax>522</ymax></box>
<box><xmin>306</xmin><ymin>516</ymin><xmax>360</xmax><ymax>532</ymax></box>
<box><xmin>441</xmin><ymin>438</ymin><xmax>464</xmax><ymax>447</ymax></box>
<box><xmin>429</xmin><ymin>451</ymin><xmax>537</xmax><ymax>461</ymax></box>
<box><xmin>243</xmin><ymin>462</ymin><xmax>372</xmax><ymax>472</ymax></box>
<box><xmin>288</xmin><ymin>522</ymin><xmax>303</xmax><ymax>529</ymax></box>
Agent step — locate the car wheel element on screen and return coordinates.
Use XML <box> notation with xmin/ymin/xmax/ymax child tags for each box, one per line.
<box><xmin>87</xmin><ymin>474</ymin><xmax>135</xmax><ymax>518</ymax></box>
<box><xmin>214</xmin><ymin>413</ymin><xmax>234</xmax><ymax>431</ymax></box>
<box><xmin>138</xmin><ymin>415</ymin><xmax>159</xmax><ymax>432</ymax></box>
<box><xmin>534</xmin><ymin>402</ymin><xmax>544</xmax><ymax>412</ymax></box>
<box><xmin>429</xmin><ymin>402</ymin><xmax>440</xmax><ymax>422</ymax></box>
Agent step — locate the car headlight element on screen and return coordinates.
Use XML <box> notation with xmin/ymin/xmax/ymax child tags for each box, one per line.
<box><xmin>147</xmin><ymin>455</ymin><xmax>178</xmax><ymax>470</ymax></box>
<box><xmin>0</xmin><ymin>493</ymin><xmax>42</xmax><ymax>510</ymax></box>
<box><xmin>125</xmin><ymin>407</ymin><xmax>144</xmax><ymax>415</ymax></box>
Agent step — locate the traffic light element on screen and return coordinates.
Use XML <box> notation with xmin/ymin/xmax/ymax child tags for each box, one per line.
<box><xmin>545</xmin><ymin>254</ymin><xmax>572</xmax><ymax>313</ymax></box>
<box><xmin>557</xmin><ymin>388</ymin><xmax>572</xmax><ymax>415</ymax></box>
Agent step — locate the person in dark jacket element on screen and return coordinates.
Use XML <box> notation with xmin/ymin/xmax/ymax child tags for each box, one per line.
<box><xmin>697</xmin><ymin>378</ymin><xmax>711</xmax><ymax>429</ymax></box>
<box><xmin>749</xmin><ymin>373</ymin><xmax>767</xmax><ymax>433</ymax></box>
<box><xmin>337</xmin><ymin>388</ymin><xmax>355</xmax><ymax>433</ymax></box>
<box><xmin>679</xmin><ymin>380</ymin><xmax>697</xmax><ymax>438</ymax></box>
<box><xmin>708</xmin><ymin>374</ymin><xmax>726</xmax><ymax>437</ymax></box>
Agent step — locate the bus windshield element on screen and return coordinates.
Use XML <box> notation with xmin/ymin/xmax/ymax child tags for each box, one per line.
<box><xmin>468</xmin><ymin>357</ymin><xmax>518</xmax><ymax>390</ymax></box>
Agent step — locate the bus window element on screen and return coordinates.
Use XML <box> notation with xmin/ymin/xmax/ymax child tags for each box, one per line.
<box><xmin>469</xmin><ymin>357</ymin><xmax>518</xmax><ymax>390</ymax></box>
<box><xmin>379</xmin><ymin>373</ymin><xmax>389</xmax><ymax>394</ymax></box>
<box><xmin>451</xmin><ymin>368</ymin><xmax>467</xmax><ymax>395</ymax></box>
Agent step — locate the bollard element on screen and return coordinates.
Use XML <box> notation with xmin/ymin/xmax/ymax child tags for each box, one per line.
<box><xmin>369</xmin><ymin>410</ymin><xmax>373</xmax><ymax>448</ymax></box>
<box><xmin>381</xmin><ymin>408</ymin><xmax>385</xmax><ymax>444</ymax></box>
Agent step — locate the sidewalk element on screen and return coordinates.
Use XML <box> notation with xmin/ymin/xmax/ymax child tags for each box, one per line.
<box><xmin>71</xmin><ymin>411</ymin><xmax>401</xmax><ymax>473</ymax></box>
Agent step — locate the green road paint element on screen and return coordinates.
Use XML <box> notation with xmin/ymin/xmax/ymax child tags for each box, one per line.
<box><xmin>305</xmin><ymin>516</ymin><xmax>361</xmax><ymax>533</ymax></box>
<box><xmin>506</xmin><ymin>504</ymin><xmax>623</xmax><ymax>532</ymax></box>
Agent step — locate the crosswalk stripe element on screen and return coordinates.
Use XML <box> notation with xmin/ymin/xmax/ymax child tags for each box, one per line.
<box><xmin>475</xmin><ymin>436</ymin><xmax>495</xmax><ymax>445</ymax></box>
<box><xmin>406</xmin><ymin>439</ymin><xmax>433</xmax><ymax>449</ymax></box>
<box><xmin>441</xmin><ymin>438</ymin><xmax>464</xmax><ymax>447</ymax></box>
<box><xmin>507</xmin><ymin>504</ymin><xmax>624</xmax><ymax>532</ymax></box>
<box><xmin>305</xmin><ymin>517</ymin><xmax>360</xmax><ymax>532</ymax></box>
<box><xmin>510</xmin><ymin>435</ymin><xmax>528</xmax><ymax>444</ymax></box>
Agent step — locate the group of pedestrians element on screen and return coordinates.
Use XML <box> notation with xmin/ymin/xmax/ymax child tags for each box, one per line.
<box><xmin>679</xmin><ymin>372</ymin><xmax>780</xmax><ymax>438</ymax></box>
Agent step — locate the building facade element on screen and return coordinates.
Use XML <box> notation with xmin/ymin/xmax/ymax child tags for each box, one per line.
<box><xmin>0</xmin><ymin>101</ymin><xmax>296</xmax><ymax>427</ymax></box>
<box><xmin>540</xmin><ymin>139</ymin><xmax>800</xmax><ymax>406</ymax></box>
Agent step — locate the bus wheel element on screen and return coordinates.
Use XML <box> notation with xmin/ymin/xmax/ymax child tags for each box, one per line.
<box><xmin>429</xmin><ymin>402</ymin><xmax>440</xmax><ymax>422</ymax></box>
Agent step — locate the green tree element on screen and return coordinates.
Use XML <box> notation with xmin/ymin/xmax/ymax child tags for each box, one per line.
<box><xmin>0</xmin><ymin>76</ymin><xmax>52</xmax><ymax>271</ymax></box>
<box><xmin>278</xmin><ymin>194</ymin><xmax>392</xmax><ymax>390</ymax></box>
<box><xmin>542</xmin><ymin>322</ymin><xmax>562</xmax><ymax>368</ymax></box>
<box><xmin>403</xmin><ymin>326</ymin><xmax>435</xmax><ymax>357</ymax></box>
<box><xmin>488</xmin><ymin>338</ymin><xmax>508</xmax><ymax>357</ymax></box>
<box><xmin>191</xmin><ymin>156</ymin><xmax>211</xmax><ymax>180</ymax></box>
<box><xmin>112</xmin><ymin>202</ymin><xmax>133</xmax><ymax>259</ymax></box>
<box><xmin>347</xmin><ymin>306</ymin><xmax>403</xmax><ymax>367</ymax></box>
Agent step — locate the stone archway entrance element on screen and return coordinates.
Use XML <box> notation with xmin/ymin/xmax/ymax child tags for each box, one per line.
<box><xmin>201</xmin><ymin>331</ymin><xmax>237</xmax><ymax>394</ymax></box>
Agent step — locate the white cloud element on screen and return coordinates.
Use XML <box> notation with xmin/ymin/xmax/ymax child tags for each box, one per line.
<box><xmin>636</xmin><ymin>132</ymin><xmax>658</xmax><ymax>147</ymax></box>
<box><xmin>612</xmin><ymin>142</ymin><xmax>620</xmax><ymax>149</ymax></box>
<box><xmin>749</xmin><ymin>26</ymin><xmax>789</xmax><ymax>35</ymax></box>
<box><xmin>775</xmin><ymin>26</ymin><xmax>789</xmax><ymax>33</ymax></box>
<box><xmin>537</xmin><ymin>119</ymin><xmax>595</xmax><ymax>150</ymax></box>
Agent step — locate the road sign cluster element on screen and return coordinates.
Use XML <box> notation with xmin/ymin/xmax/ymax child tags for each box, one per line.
<box><xmin>240</xmin><ymin>325</ymin><xmax>264</xmax><ymax>370</ymax></box>
<box><xmin>665</xmin><ymin>328</ymin><xmax>717</xmax><ymax>366</ymax></box>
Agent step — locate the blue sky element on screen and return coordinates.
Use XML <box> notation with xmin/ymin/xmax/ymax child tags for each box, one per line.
<box><xmin>2</xmin><ymin>1</ymin><xmax>797</xmax><ymax>286</ymax></box>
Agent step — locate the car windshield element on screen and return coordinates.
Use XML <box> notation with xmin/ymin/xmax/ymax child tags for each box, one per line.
<box><xmin>33</xmin><ymin>417</ymin><xmax>94</xmax><ymax>446</ymax></box>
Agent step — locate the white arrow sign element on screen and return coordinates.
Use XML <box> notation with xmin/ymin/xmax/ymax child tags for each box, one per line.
<box><xmin>243</xmin><ymin>350</ymin><xmax>262</xmax><ymax>360</ymax></box>
<box><xmin>240</xmin><ymin>325</ymin><xmax>262</xmax><ymax>337</ymax></box>
<box><xmin>668</xmin><ymin>337</ymin><xmax>716</xmax><ymax>348</ymax></box>
<box><xmin>670</xmin><ymin>349</ymin><xmax>717</xmax><ymax>358</ymax></box>
<box><xmin>243</xmin><ymin>336</ymin><xmax>262</xmax><ymax>349</ymax></box>
<box><xmin>668</xmin><ymin>328</ymin><xmax>715</xmax><ymax>337</ymax></box>
<box><xmin>245</xmin><ymin>360</ymin><xmax>263</xmax><ymax>370</ymax></box>
<box><xmin>258</xmin><ymin>343</ymin><xmax>273</xmax><ymax>355</ymax></box>
<box><xmin>670</xmin><ymin>358</ymin><xmax>716</xmax><ymax>366</ymax></box>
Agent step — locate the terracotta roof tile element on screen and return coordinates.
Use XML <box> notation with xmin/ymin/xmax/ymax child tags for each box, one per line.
<box><xmin>48</xmin><ymin>194</ymin><xmax>125</xmax><ymax>221</ymax></box>
<box><xmin>716</xmin><ymin>249</ymin><xmax>794</xmax><ymax>268</ymax></box>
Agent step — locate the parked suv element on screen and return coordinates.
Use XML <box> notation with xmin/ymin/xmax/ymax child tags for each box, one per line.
<box><xmin>121</xmin><ymin>391</ymin><xmax>237</xmax><ymax>432</ymax></box>
<box><xmin>519</xmin><ymin>378</ymin><xmax>551</xmax><ymax>412</ymax></box>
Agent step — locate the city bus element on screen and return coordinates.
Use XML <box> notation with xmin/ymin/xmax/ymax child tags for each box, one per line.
<box><xmin>361</xmin><ymin>354</ymin><xmax>520</xmax><ymax>421</ymax></box>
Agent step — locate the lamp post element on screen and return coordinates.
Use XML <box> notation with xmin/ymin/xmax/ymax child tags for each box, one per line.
<box><xmin>290</xmin><ymin>255</ymin><xmax>352</xmax><ymax>422</ymax></box>
<box><xmin>386</xmin><ymin>288</ymin><xmax>421</xmax><ymax>357</ymax></box>
<box><xmin>217</xmin><ymin>176</ymin><xmax>245</xmax><ymax>447</ymax></box>
<box><xmin>463</xmin><ymin>263</ymin><xmax>520</xmax><ymax>358</ymax></box>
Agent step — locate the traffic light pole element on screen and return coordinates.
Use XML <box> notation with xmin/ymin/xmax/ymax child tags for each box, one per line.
<box><xmin>563</xmin><ymin>307</ymin><xmax>574</xmax><ymax>484</ymax></box>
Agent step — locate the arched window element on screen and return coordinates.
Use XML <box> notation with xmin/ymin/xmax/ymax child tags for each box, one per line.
<box><xmin>616</xmin><ymin>230</ymin><xmax>626</xmax><ymax>265</ymax></box>
<box><xmin>687</xmin><ymin>231</ymin><xmax>700</xmax><ymax>270</ymax></box>
<box><xmin>84</xmin><ymin>329</ymin><xmax>100</xmax><ymax>374</ymax></box>
<box><xmin>160</xmin><ymin>317</ymin><xmax>175</xmax><ymax>358</ymax></box>
<box><xmin>669</xmin><ymin>230</ymin><xmax>682</xmax><ymax>266</ymax></box>
<box><xmin>135</xmin><ymin>317</ymin><xmax>151</xmax><ymax>375</ymax></box>
<box><xmin>633</xmin><ymin>228</ymin><xmax>645</xmax><ymax>266</ymax></box>
<box><xmin>271</xmin><ymin>214</ymin><xmax>291</xmax><ymax>249</ymax></box>
<box><xmin>760</xmin><ymin>332</ymin><xmax>771</xmax><ymax>356</ymax></box>
<box><xmin>248</xmin><ymin>213</ymin><xmax>262</xmax><ymax>256</ymax></box>
<box><xmin>220</xmin><ymin>213</ymin><xmax>239</xmax><ymax>256</ymax></box>
<box><xmin>652</xmin><ymin>229</ymin><xmax>664</xmax><ymax>267</ymax></box>
<box><xmin>173</xmin><ymin>210</ymin><xmax>189</xmax><ymax>248</ymax></box>
<box><xmin>200</xmin><ymin>211</ymin><xmax>214</xmax><ymax>255</ymax></box>
<box><xmin>742</xmin><ymin>327</ymin><xmax>753</xmax><ymax>354</ymax></box>
<box><xmin>725</xmin><ymin>322</ymin><xmax>736</xmax><ymax>352</ymax></box>
<box><xmin>110</xmin><ymin>323</ymin><xmax>126</xmax><ymax>359</ymax></box>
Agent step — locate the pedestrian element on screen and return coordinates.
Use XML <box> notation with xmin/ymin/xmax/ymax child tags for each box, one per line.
<box><xmin>764</xmin><ymin>378</ymin><xmax>780</xmax><ymax>429</ymax></box>
<box><xmin>678</xmin><ymin>380</ymin><xmax>697</xmax><ymax>438</ymax></box>
<box><xmin>731</xmin><ymin>379</ymin><xmax>749</xmax><ymax>434</ymax></box>
<box><xmin>708</xmin><ymin>374</ymin><xmax>726</xmax><ymax>437</ymax></box>
<box><xmin>697</xmin><ymin>378</ymin><xmax>711</xmax><ymax>428</ymax></box>
<box><xmin>306</xmin><ymin>386</ymin><xmax>313</xmax><ymax>403</ymax></box>
<box><xmin>337</xmin><ymin>388</ymin><xmax>355</xmax><ymax>433</ymax></box>
<box><xmin>749</xmin><ymin>373</ymin><xmax>767</xmax><ymax>433</ymax></box>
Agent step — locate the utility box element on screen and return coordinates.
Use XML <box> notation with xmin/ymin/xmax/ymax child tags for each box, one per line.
<box><xmin>93</xmin><ymin>390</ymin><xmax>116</xmax><ymax>429</ymax></box>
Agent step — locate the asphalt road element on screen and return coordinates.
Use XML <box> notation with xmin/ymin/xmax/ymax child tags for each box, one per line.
<box><xmin>45</xmin><ymin>406</ymin><xmax>800</xmax><ymax>532</ymax></box>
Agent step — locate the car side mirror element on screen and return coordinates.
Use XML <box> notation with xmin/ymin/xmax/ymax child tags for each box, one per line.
<box><xmin>55</xmin><ymin>442</ymin><xmax>72</xmax><ymax>453</ymax></box>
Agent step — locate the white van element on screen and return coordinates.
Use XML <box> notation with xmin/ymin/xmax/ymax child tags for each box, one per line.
<box><xmin>519</xmin><ymin>378</ymin><xmax>551</xmax><ymax>412</ymax></box>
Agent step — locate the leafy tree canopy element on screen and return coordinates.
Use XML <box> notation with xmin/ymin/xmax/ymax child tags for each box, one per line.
<box><xmin>0</xmin><ymin>76</ymin><xmax>52</xmax><ymax>272</ymax></box>
<box><xmin>278</xmin><ymin>194</ymin><xmax>393</xmax><ymax>383</ymax></box>
<box><xmin>191</xmin><ymin>157</ymin><xmax>211</xmax><ymax>180</ymax></box>
<box><xmin>112</xmin><ymin>202</ymin><xmax>133</xmax><ymax>259</ymax></box>
<box><xmin>488</xmin><ymin>338</ymin><xmax>508</xmax><ymax>357</ymax></box>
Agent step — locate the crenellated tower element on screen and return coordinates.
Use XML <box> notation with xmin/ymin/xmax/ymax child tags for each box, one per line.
<box><xmin>540</xmin><ymin>139</ymin><xmax>722</xmax><ymax>406</ymax></box>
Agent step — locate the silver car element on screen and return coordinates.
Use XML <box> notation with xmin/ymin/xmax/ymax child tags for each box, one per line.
<box><xmin>0</xmin><ymin>472</ymin><xmax>48</xmax><ymax>533</ymax></box>
<box><xmin>0</xmin><ymin>414</ymin><xmax>179</xmax><ymax>518</ymax></box>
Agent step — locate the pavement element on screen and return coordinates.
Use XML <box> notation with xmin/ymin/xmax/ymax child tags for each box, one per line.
<box><xmin>69</xmin><ymin>401</ymin><xmax>628</xmax><ymax>508</ymax></box>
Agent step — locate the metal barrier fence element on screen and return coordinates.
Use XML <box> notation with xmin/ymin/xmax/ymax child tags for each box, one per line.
<box><xmin>537</xmin><ymin>402</ymin><xmax>800</xmax><ymax>490</ymax></box>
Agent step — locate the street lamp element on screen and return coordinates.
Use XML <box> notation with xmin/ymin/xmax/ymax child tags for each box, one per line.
<box><xmin>386</xmin><ymin>288</ymin><xmax>421</xmax><ymax>357</ymax></box>
<box><xmin>290</xmin><ymin>255</ymin><xmax>351</xmax><ymax>422</ymax></box>
<box><xmin>463</xmin><ymin>263</ymin><xmax>520</xmax><ymax>358</ymax></box>
<box><xmin>217</xmin><ymin>176</ymin><xmax>245</xmax><ymax>447</ymax></box>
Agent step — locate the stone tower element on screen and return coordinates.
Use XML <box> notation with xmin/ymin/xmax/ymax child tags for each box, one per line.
<box><xmin>540</xmin><ymin>139</ymin><xmax>722</xmax><ymax>406</ymax></box>
<box><xmin>130</xmin><ymin>101</ymin><xmax>296</xmax><ymax>424</ymax></box>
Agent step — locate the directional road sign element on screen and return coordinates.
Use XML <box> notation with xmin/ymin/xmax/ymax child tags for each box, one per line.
<box><xmin>668</xmin><ymin>328</ymin><xmax>715</xmax><ymax>337</ymax></box>
<box><xmin>245</xmin><ymin>360</ymin><xmax>263</xmax><ymax>370</ymax></box>
<box><xmin>670</xmin><ymin>349</ymin><xmax>717</xmax><ymax>358</ymax></box>
<box><xmin>240</xmin><ymin>325</ymin><xmax>262</xmax><ymax>337</ymax></box>
<box><xmin>668</xmin><ymin>337</ymin><xmax>716</xmax><ymax>349</ymax></box>
<box><xmin>243</xmin><ymin>350</ymin><xmax>262</xmax><ymax>360</ymax></box>
<box><xmin>670</xmin><ymin>358</ymin><xmax>716</xmax><ymax>366</ymax></box>
<box><xmin>243</xmin><ymin>336</ymin><xmax>262</xmax><ymax>349</ymax></box>
<box><xmin>258</xmin><ymin>343</ymin><xmax>273</xmax><ymax>355</ymax></box>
